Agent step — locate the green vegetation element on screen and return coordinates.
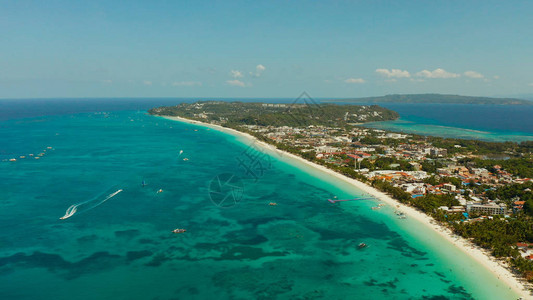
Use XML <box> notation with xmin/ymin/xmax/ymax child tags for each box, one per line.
<box><xmin>412</xmin><ymin>194</ymin><xmax>459</xmax><ymax>214</ymax></box>
<box><xmin>429</xmin><ymin>136</ymin><xmax>532</xmax><ymax>155</ymax></box>
<box><xmin>486</xmin><ymin>182</ymin><xmax>533</xmax><ymax>212</ymax></box>
<box><xmin>371</xmin><ymin>180</ymin><xmax>412</xmax><ymax>203</ymax></box>
<box><xmin>420</xmin><ymin>160</ymin><xmax>445</xmax><ymax>174</ymax></box>
<box><xmin>452</xmin><ymin>216</ymin><xmax>533</xmax><ymax>280</ymax></box>
<box><xmin>149</xmin><ymin>101</ymin><xmax>399</xmax><ymax>127</ymax></box>
<box><xmin>329</xmin><ymin>93</ymin><xmax>533</xmax><ymax>105</ymax></box>
<box><xmin>459</xmin><ymin>157</ymin><xmax>533</xmax><ymax>179</ymax></box>
<box><xmin>359</xmin><ymin>157</ymin><xmax>414</xmax><ymax>171</ymax></box>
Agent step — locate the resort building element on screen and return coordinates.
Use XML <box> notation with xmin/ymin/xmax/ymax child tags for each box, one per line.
<box><xmin>467</xmin><ymin>203</ymin><xmax>507</xmax><ymax>215</ymax></box>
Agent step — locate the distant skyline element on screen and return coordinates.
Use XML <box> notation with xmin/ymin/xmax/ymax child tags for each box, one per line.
<box><xmin>1</xmin><ymin>0</ymin><xmax>533</xmax><ymax>99</ymax></box>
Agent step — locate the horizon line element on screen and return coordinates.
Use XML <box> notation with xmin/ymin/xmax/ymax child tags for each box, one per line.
<box><xmin>1</xmin><ymin>93</ymin><xmax>531</xmax><ymax>101</ymax></box>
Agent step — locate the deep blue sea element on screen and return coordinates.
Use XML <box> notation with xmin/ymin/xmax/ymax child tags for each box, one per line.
<box><xmin>0</xmin><ymin>99</ymin><xmax>522</xmax><ymax>299</ymax></box>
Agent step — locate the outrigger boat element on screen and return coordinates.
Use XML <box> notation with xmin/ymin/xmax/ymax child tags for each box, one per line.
<box><xmin>395</xmin><ymin>210</ymin><xmax>407</xmax><ymax>219</ymax></box>
<box><xmin>172</xmin><ymin>228</ymin><xmax>186</xmax><ymax>234</ymax></box>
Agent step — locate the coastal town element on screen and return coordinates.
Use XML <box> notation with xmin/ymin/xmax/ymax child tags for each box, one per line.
<box><xmin>151</xmin><ymin>101</ymin><xmax>533</xmax><ymax>286</ymax></box>
<box><xmin>240</xmin><ymin>123</ymin><xmax>530</xmax><ymax>217</ymax></box>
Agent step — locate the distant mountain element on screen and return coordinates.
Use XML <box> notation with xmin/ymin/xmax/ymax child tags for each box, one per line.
<box><xmin>326</xmin><ymin>94</ymin><xmax>533</xmax><ymax>105</ymax></box>
<box><xmin>497</xmin><ymin>94</ymin><xmax>533</xmax><ymax>101</ymax></box>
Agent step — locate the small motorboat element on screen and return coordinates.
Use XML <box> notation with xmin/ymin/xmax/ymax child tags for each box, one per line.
<box><xmin>269</xmin><ymin>202</ymin><xmax>278</xmax><ymax>206</ymax></box>
<box><xmin>183</xmin><ymin>158</ymin><xmax>189</xmax><ymax>161</ymax></box>
<box><xmin>358</xmin><ymin>242</ymin><xmax>367</xmax><ymax>249</ymax></box>
<box><xmin>157</xmin><ymin>189</ymin><xmax>163</xmax><ymax>193</ymax></box>
<box><xmin>172</xmin><ymin>228</ymin><xmax>186</xmax><ymax>234</ymax></box>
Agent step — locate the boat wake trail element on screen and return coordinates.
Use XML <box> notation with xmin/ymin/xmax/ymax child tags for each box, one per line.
<box><xmin>60</xmin><ymin>189</ymin><xmax>123</xmax><ymax>220</ymax></box>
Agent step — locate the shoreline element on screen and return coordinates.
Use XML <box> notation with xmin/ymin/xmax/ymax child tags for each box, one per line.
<box><xmin>160</xmin><ymin>115</ymin><xmax>530</xmax><ymax>298</ymax></box>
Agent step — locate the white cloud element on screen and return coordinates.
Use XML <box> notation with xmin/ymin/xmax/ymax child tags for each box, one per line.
<box><xmin>250</xmin><ymin>64</ymin><xmax>266</xmax><ymax>77</ymax></box>
<box><xmin>230</xmin><ymin>70</ymin><xmax>243</xmax><ymax>78</ymax></box>
<box><xmin>416</xmin><ymin>68</ymin><xmax>460</xmax><ymax>79</ymax></box>
<box><xmin>464</xmin><ymin>71</ymin><xmax>484</xmax><ymax>79</ymax></box>
<box><xmin>528</xmin><ymin>83</ymin><xmax>533</xmax><ymax>87</ymax></box>
<box><xmin>172</xmin><ymin>81</ymin><xmax>202</xmax><ymax>87</ymax></box>
<box><xmin>102</xmin><ymin>79</ymin><xmax>112</xmax><ymax>84</ymax></box>
<box><xmin>493</xmin><ymin>75</ymin><xmax>500</xmax><ymax>80</ymax></box>
<box><xmin>226</xmin><ymin>79</ymin><xmax>246</xmax><ymax>87</ymax></box>
<box><xmin>143</xmin><ymin>80</ymin><xmax>153</xmax><ymax>86</ymax></box>
<box><xmin>375</xmin><ymin>68</ymin><xmax>411</xmax><ymax>78</ymax></box>
<box><xmin>344</xmin><ymin>78</ymin><xmax>366</xmax><ymax>84</ymax></box>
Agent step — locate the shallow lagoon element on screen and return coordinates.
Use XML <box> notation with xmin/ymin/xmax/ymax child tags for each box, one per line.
<box><xmin>357</xmin><ymin>103</ymin><xmax>533</xmax><ymax>142</ymax></box>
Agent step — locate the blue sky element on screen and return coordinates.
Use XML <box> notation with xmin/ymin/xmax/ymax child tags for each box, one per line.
<box><xmin>1</xmin><ymin>0</ymin><xmax>532</xmax><ymax>98</ymax></box>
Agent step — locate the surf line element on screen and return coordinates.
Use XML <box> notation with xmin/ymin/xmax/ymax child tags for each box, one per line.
<box><xmin>60</xmin><ymin>189</ymin><xmax>123</xmax><ymax>220</ymax></box>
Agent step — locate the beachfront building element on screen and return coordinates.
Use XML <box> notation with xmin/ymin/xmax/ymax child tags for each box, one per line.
<box><xmin>399</xmin><ymin>182</ymin><xmax>426</xmax><ymax>195</ymax></box>
<box><xmin>467</xmin><ymin>203</ymin><xmax>507</xmax><ymax>215</ymax></box>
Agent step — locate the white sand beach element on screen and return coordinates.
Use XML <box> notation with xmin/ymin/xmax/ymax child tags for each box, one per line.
<box><xmin>161</xmin><ymin>115</ymin><xmax>531</xmax><ymax>299</ymax></box>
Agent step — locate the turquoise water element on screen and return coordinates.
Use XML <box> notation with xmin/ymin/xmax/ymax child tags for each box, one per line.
<box><xmin>364</xmin><ymin>119</ymin><xmax>533</xmax><ymax>142</ymax></box>
<box><xmin>354</xmin><ymin>103</ymin><xmax>533</xmax><ymax>142</ymax></box>
<box><xmin>0</xmin><ymin>110</ymin><xmax>521</xmax><ymax>299</ymax></box>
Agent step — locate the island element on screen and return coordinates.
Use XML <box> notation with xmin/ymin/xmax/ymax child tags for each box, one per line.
<box><xmin>325</xmin><ymin>93</ymin><xmax>533</xmax><ymax>105</ymax></box>
<box><xmin>150</xmin><ymin>101</ymin><xmax>533</xmax><ymax>295</ymax></box>
<box><xmin>149</xmin><ymin>101</ymin><xmax>399</xmax><ymax>127</ymax></box>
